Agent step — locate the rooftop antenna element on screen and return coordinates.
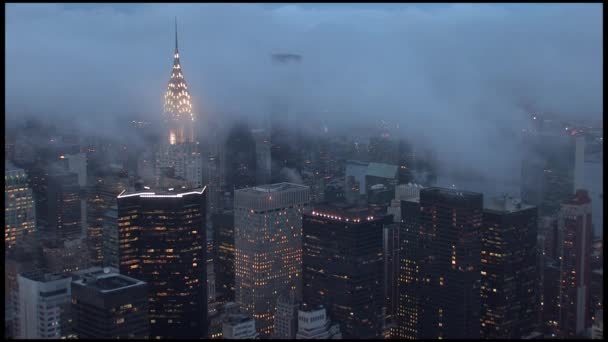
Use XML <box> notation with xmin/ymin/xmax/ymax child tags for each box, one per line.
<box><xmin>174</xmin><ymin>16</ymin><xmax>179</xmax><ymax>53</ymax></box>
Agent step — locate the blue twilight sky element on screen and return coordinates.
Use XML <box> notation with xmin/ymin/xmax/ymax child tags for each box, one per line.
<box><xmin>5</xmin><ymin>3</ymin><xmax>603</xmax><ymax>182</ymax></box>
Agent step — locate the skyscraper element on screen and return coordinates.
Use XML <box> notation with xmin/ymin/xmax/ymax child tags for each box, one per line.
<box><xmin>234</xmin><ymin>183</ymin><xmax>309</xmax><ymax>337</ymax></box>
<box><xmin>117</xmin><ymin>187</ymin><xmax>207</xmax><ymax>338</ymax></box>
<box><xmin>46</xmin><ymin>169</ymin><xmax>82</xmax><ymax>240</ymax></box>
<box><xmin>71</xmin><ymin>267</ymin><xmax>149</xmax><ymax>339</ymax></box>
<box><xmin>302</xmin><ymin>205</ymin><xmax>387</xmax><ymax>339</ymax></box>
<box><xmin>212</xmin><ymin>210</ymin><xmax>235</xmax><ymax>303</ymax></box>
<box><xmin>156</xmin><ymin>19</ymin><xmax>202</xmax><ymax>188</ymax></box>
<box><xmin>225</xmin><ymin>122</ymin><xmax>257</xmax><ymax>193</ymax></box>
<box><xmin>521</xmin><ymin>132</ymin><xmax>583</xmax><ymax>216</ymax></box>
<box><xmin>481</xmin><ymin>195</ymin><xmax>540</xmax><ymax>338</ymax></box>
<box><xmin>557</xmin><ymin>189</ymin><xmax>593</xmax><ymax>338</ymax></box>
<box><xmin>163</xmin><ymin>18</ymin><xmax>195</xmax><ymax>145</ymax></box>
<box><xmin>252</xmin><ymin>128</ymin><xmax>271</xmax><ymax>185</ymax></box>
<box><xmin>397</xmin><ymin>187</ymin><xmax>483</xmax><ymax>339</ymax></box>
<box><xmin>5</xmin><ymin>162</ymin><xmax>36</xmax><ymax>249</ymax></box>
<box><xmin>17</xmin><ymin>271</ymin><xmax>73</xmax><ymax>339</ymax></box>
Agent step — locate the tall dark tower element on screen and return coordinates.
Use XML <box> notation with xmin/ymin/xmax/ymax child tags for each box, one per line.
<box><xmin>481</xmin><ymin>196</ymin><xmax>540</xmax><ymax>338</ymax></box>
<box><xmin>397</xmin><ymin>187</ymin><xmax>483</xmax><ymax>339</ymax></box>
<box><xmin>116</xmin><ymin>187</ymin><xmax>208</xmax><ymax>338</ymax></box>
<box><xmin>163</xmin><ymin>18</ymin><xmax>195</xmax><ymax>145</ymax></box>
<box><xmin>302</xmin><ymin>205</ymin><xmax>388</xmax><ymax>339</ymax></box>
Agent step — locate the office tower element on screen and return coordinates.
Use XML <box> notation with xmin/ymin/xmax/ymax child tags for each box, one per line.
<box><xmin>383</xmin><ymin>222</ymin><xmax>400</xmax><ymax>331</ymax></box>
<box><xmin>41</xmin><ymin>238</ymin><xmax>90</xmax><ymax>274</ymax></box>
<box><xmin>252</xmin><ymin>128</ymin><xmax>271</xmax><ymax>185</ymax></box>
<box><xmin>86</xmin><ymin>175</ymin><xmax>130</xmax><ymax>267</ymax></box>
<box><xmin>212</xmin><ymin>210</ymin><xmax>235</xmax><ymax>303</ymax></box>
<box><xmin>481</xmin><ymin>195</ymin><xmax>540</xmax><ymax>338</ymax></box>
<box><xmin>395</xmin><ymin>188</ymin><xmax>425</xmax><ymax>339</ymax></box>
<box><xmin>234</xmin><ymin>183</ymin><xmax>309</xmax><ymax>337</ymax></box>
<box><xmin>521</xmin><ymin>132</ymin><xmax>583</xmax><ymax>216</ymax></box>
<box><xmin>557</xmin><ymin>189</ymin><xmax>593</xmax><ymax>338</ymax></box>
<box><xmin>156</xmin><ymin>143</ymin><xmax>203</xmax><ymax>188</ymax></box>
<box><xmin>71</xmin><ymin>267</ymin><xmax>149</xmax><ymax>339</ymax></box>
<box><xmin>592</xmin><ymin>310</ymin><xmax>603</xmax><ymax>339</ymax></box>
<box><xmin>102</xmin><ymin>202</ymin><xmax>119</xmax><ymax>268</ymax></box>
<box><xmin>541</xmin><ymin>260</ymin><xmax>561</xmax><ymax>336</ymax></box>
<box><xmin>225</xmin><ymin>122</ymin><xmax>257</xmax><ymax>193</ymax></box>
<box><xmin>63</xmin><ymin>153</ymin><xmax>87</xmax><ymax>187</ymax></box>
<box><xmin>368</xmin><ymin>133</ymin><xmax>399</xmax><ymax>165</ymax></box>
<box><xmin>46</xmin><ymin>169</ymin><xmax>82</xmax><ymax>239</ymax></box>
<box><xmin>5</xmin><ymin>245</ymin><xmax>39</xmax><ymax>338</ymax></box>
<box><xmin>387</xmin><ymin>183</ymin><xmax>424</xmax><ymax>224</ymax></box>
<box><xmin>207</xmin><ymin>234</ymin><xmax>217</xmax><ymax>316</ymax></box>
<box><xmin>302</xmin><ymin>206</ymin><xmax>387</xmax><ymax>339</ymax></box>
<box><xmin>273</xmin><ymin>292</ymin><xmax>300</xmax><ymax>339</ymax></box>
<box><xmin>211</xmin><ymin>210</ymin><xmax>234</xmax><ymax>303</ymax></box>
<box><xmin>17</xmin><ymin>271</ymin><xmax>72</xmax><ymax>339</ymax></box>
<box><xmin>5</xmin><ymin>162</ymin><xmax>36</xmax><ymax>249</ymax></box>
<box><xmin>269</xmin><ymin>53</ymin><xmax>302</xmax><ymax>181</ymax></box>
<box><xmin>117</xmin><ymin>187</ymin><xmax>207</xmax><ymax>338</ymax></box>
<box><xmin>296</xmin><ymin>304</ymin><xmax>342</xmax><ymax>339</ymax></box>
<box><xmin>397</xmin><ymin>187</ymin><xmax>483</xmax><ymax>339</ymax></box>
<box><xmin>222</xmin><ymin>314</ymin><xmax>260</xmax><ymax>339</ymax></box>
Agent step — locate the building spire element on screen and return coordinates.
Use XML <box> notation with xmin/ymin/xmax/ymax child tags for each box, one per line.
<box><xmin>174</xmin><ymin>16</ymin><xmax>179</xmax><ymax>53</ymax></box>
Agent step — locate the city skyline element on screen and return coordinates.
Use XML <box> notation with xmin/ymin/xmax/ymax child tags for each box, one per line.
<box><xmin>4</xmin><ymin>2</ymin><xmax>603</xmax><ymax>340</ymax></box>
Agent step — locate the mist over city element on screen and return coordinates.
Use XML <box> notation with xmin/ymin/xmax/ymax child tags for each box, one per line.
<box><xmin>4</xmin><ymin>3</ymin><xmax>603</xmax><ymax>340</ymax></box>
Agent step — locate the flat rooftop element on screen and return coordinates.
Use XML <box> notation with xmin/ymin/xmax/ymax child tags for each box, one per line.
<box><xmin>117</xmin><ymin>186</ymin><xmax>206</xmax><ymax>199</ymax></box>
<box><xmin>485</xmin><ymin>195</ymin><xmax>535</xmax><ymax>213</ymax></box>
<box><xmin>239</xmin><ymin>182</ymin><xmax>308</xmax><ymax>194</ymax></box>
<box><xmin>73</xmin><ymin>269</ymin><xmax>145</xmax><ymax>293</ymax></box>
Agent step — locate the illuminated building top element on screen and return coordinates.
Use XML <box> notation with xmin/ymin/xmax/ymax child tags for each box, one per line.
<box><xmin>163</xmin><ymin>18</ymin><xmax>194</xmax><ymax>132</ymax></box>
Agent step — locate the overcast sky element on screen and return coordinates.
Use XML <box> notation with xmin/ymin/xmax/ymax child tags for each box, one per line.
<box><xmin>5</xmin><ymin>3</ymin><xmax>603</xmax><ymax>183</ymax></box>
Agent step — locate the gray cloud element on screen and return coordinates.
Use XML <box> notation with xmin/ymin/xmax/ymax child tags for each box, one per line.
<box><xmin>5</xmin><ymin>3</ymin><xmax>603</xmax><ymax>184</ymax></box>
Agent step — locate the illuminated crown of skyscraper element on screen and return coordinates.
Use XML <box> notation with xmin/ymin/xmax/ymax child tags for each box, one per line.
<box><xmin>164</xmin><ymin>18</ymin><xmax>194</xmax><ymax>122</ymax></box>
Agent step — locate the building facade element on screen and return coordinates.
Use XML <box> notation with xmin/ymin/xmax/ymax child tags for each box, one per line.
<box><xmin>557</xmin><ymin>189</ymin><xmax>593</xmax><ymax>337</ymax></box>
<box><xmin>46</xmin><ymin>169</ymin><xmax>82</xmax><ymax>240</ymax></box>
<box><xmin>71</xmin><ymin>267</ymin><xmax>149</xmax><ymax>338</ymax></box>
<box><xmin>481</xmin><ymin>196</ymin><xmax>540</xmax><ymax>338</ymax></box>
<box><xmin>16</xmin><ymin>272</ymin><xmax>72</xmax><ymax>339</ymax></box>
<box><xmin>5</xmin><ymin>162</ymin><xmax>36</xmax><ymax>249</ymax></box>
<box><xmin>397</xmin><ymin>187</ymin><xmax>483</xmax><ymax>339</ymax></box>
<box><xmin>296</xmin><ymin>304</ymin><xmax>342</xmax><ymax>339</ymax></box>
<box><xmin>117</xmin><ymin>187</ymin><xmax>207</xmax><ymax>338</ymax></box>
<box><xmin>234</xmin><ymin>183</ymin><xmax>309</xmax><ymax>337</ymax></box>
<box><xmin>302</xmin><ymin>206</ymin><xmax>387</xmax><ymax>339</ymax></box>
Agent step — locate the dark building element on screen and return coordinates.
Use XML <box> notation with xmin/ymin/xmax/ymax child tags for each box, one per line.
<box><xmin>481</xmin><ymin>196</ymin><xmax>540</xmax><ymax>338</ymax></box>
<box><xmin>395</xmin><ymin>194</ymin><xmax>423</xmax><ymax>339</ymax></box>
<box><xmin>521</xmin><ymin>132</ymin><xmax>583</xmax><ymax>216</ymax></box>
<box><xmin>224</xmin><ymin>122</ymin><xmax>257</xmax><ymax>196</ymax></box>
<box><xmin>383</xmin><ymin>223</ymin><xmax>400</xmax><ymax>329</ymax></box>
<box><xmin>117</xmin><ymin>187</ymin><xmax>207</xmax><ymax>338</ymax></box>
<box><xmin>86</xmin><ymin>175</ymin><xmax>130</xmax><ymax>267</ymax></box>
<box><xmin>71</xmin><ymin>267</ymin><xmax>149</xmax><ymax>339</ymax></box>
<box><xmin>397</xmin><ymin>187</ymin><xmax>483</xmax><ymax>339</ymax></box>
<box><xmin>46</xmin><ymin>169</ymin><xmax>82</xmax><ymax>239</ymax></box>
<box><xmin>211</xmin><ymin>210</ymin><xmax>235</xmax><ymax>303</ymax></box>
<box><xmin>557</xmin><ymin>189</ymin><xmax>593</xmax><ymax>338</ymax></box>
<box><xmin>302</xmin><ymin>205</ymin><xmax>387</xmax><ymax>339</ymax></box>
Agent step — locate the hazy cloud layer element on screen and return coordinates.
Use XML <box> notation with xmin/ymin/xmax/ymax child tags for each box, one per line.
<box><xmin>6</xmin><ymin>3</ymin><xmax>603</xmax><ymax>183</ymax></box>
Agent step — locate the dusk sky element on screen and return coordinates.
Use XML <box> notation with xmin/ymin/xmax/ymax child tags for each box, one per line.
<box><xmin>5</xmin><ymin>3</ymin><xmax>603</xmax><ymax>183</ymax></box>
